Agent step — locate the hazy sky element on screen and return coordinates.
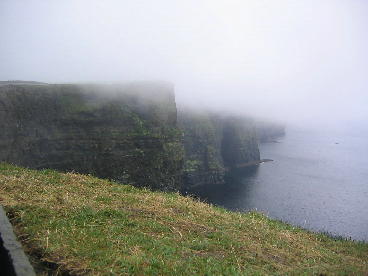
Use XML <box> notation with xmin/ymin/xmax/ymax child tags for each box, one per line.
<box><xmin>1</xmin><ymin>0</ymin><xmax>367</xmax><ymax>125</ymax></box>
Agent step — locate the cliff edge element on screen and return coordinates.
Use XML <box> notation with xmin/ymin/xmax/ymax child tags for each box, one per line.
<box><xmin>0</xmin><ymin>82</ymin><xmax>262</xmax><ymax>191</ymax></box>
<box><xmin>0</xmin><ymin>82</ymin><xmax>184</xmax><ymax>191</ymax></box>
<box><xmin>178</xmin><ymin>108</ymin><xmax>260</xmax><ymax>189</ymax></box>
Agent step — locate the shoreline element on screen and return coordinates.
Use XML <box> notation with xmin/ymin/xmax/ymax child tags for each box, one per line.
<box><xmin>224</xmin><ymin>158</ymin><xmax>273</xmax><ymax>171</ymax></box>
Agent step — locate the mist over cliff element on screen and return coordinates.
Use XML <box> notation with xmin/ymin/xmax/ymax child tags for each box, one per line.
<box><xmin>0</xmin><ymin>82</ymin><xmax>264</xmax><ymax>191</ymax></box>
<box><xmin>1</xmin><ymin>0</ymin><xmax>368</xmax><ymax>127</ymax></box>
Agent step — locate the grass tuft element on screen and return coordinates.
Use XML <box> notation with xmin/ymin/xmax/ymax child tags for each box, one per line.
<box><xmin>0</xmin><ymin>163</ymin><xmax>367</xmax><ymax>275</ymax></box>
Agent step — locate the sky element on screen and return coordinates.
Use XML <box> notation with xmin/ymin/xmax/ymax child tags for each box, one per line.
<box><xmin>0</xmin><ymin>0</ymin><xmax>367</xmax><ymax>126</ymax></box>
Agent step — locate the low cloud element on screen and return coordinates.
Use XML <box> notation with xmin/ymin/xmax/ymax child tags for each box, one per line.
<box><xmin>1</xmin><ymin>0</ymin><xmax>367</xmax><ymax>126</ymax></box>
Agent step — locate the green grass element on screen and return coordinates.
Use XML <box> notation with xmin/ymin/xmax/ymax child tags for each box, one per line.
<box><xmin>0</xmin><ymin>163</ymin><xmax>367</xmax><ymax>275</ymax></box>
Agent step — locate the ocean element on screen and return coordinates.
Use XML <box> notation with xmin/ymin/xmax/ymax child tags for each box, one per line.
<box><xmin>190</xmin><ymin>124</ymin><xmax>368</xmax><ymax>241</ymax></box>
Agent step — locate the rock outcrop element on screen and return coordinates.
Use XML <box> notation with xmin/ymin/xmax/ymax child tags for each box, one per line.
<box><xmin>256</xmin><ymin>120</ymin><xmax>285</xmax><ymax>142</ymax></box>
<box><xmin>0</xmin><ymin>82</ymin><xmax>184</xmax><ymax>191</ymax></box>
<box><xmin>178</xmin><ymin>108</ymin><xmax>260</xmax><ymax>189</ymax></box>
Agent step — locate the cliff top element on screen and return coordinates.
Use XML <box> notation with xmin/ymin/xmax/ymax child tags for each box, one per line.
<box><xmin>0</xmin><ymin>80</ymin><xmax>49</xmax><ymax>85</ymax></box>
<box><xmin>0</xmin><ymin>80</ymin><xmax>175</xmax><ymax>98</ymax></box>
<box><xmin>0</xmin><ymin>163</ymin><xmax>367</xmax><ymax>275</ymax></box>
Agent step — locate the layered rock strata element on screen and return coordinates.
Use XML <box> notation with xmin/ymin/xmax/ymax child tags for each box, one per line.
<box><xmin>178</xmin><ymin>109</ymin><xmax>260</xmax><ymax>189</ymax></box>
<box><xmin>0</xmin><ymin>82</ymin><xmax>184</xmax><ymax>191</ymax></box>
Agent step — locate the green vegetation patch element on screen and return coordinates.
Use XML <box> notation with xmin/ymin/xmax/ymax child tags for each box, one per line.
<box><xmin>0</xmin><ymin>163</ymin><xmax>367</xmax><ymax>275</ymax></box>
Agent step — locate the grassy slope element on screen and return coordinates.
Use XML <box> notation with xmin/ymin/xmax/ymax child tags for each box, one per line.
<box><xmin>0</xmin><ymin>163</ymin><xmax>367</xmax><ymax>275</ymax></box>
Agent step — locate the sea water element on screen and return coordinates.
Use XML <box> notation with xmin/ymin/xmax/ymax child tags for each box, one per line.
<box><xmin>190</xmin><ymin>124</ymin><xmax>368</xmax><ymax>241</ymax></box>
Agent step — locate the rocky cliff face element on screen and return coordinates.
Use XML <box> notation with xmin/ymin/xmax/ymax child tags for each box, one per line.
<box><xmin>256</xmin><ymin>121</ymin><xmax>285</xmax><ymax>142</ymax></box>
<box><xmin>178</xmin><ymin>109</ymin><xmax>260</xmax><ymax>189</ymax></box>
<box><xmin>0</xmin><ymin>82</ymin><xmax>184</xmax><ymax>191</ymax></box>
<box><xmin>0</xmin><ymin>82</ymin><xmax>262</xmax><ymax>191</ymax></box>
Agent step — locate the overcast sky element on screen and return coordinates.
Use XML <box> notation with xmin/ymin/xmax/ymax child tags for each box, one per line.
<box><xmin>0</xmin><ymin>0</ymin><xmax>367</xmax><ymax>126</ymax></box>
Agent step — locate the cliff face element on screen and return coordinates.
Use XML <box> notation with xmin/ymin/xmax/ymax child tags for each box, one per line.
<box><xmin>256</xmin><ymin>121</ymin><xmax>285</xmax><ymax>142</ymax></box>
<box><xmin>0</xmin><ymin>82</ymin><xmax>262</xmax><ymax>191</ymax></box>
<box><xmin>178</xmin><ymin>109</ymin><xmax>260</xmax><ymax>189</ymax></box>
<box><xmin>0</xmin><ymin>82</ymin><xmax>184</xmax><ymax>191</ymax></box>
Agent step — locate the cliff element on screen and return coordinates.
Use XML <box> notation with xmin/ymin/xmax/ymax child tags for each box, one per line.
<box><xmin>0</xmin><ymin>82</ymin><xmax>262</xmax><ymax>191</ymax></box>
<box><xmin>256</xmin><ymin>120</ymin><xmax>285</xmax><ymax>142</ymax></box>
<box><xmin>178</xmin><ymin>108</ymin><xmax>260</xmax><ymax>189</ymax></box>
<box><xmin>0</xmin><ymin>82</ymin><xmax>184</xmax><ymax>191</ymax></box>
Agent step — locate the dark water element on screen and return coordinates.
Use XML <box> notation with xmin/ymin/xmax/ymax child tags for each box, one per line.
<box><xmin>190</xmin><ymin>125</ymin><xmax>368</xmax><ymax>242</ymax></box>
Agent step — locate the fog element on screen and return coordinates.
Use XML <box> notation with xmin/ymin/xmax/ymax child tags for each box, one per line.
<box><xmin>1</xmin><ymin>0</ymin><xmax>367</xmax><ymax>127</ymax></box>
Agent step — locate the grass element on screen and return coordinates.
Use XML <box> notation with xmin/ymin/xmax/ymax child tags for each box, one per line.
<box><xmin>0</xmin><ymin>163</ymin><xmax>367</xmax><ymax>275</ymax></box>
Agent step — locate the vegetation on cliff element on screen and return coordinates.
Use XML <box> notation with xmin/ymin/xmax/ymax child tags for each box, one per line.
<box><xmin>0</xmin><ymin>163</ymin><xmax>367</xmax><ymax>275</ymax></box>
<box><xmin>0</xmin><ymin>83</ymin><xmax>183</xmax><ymax>191</ymax></box>
<box><xmin>178</xmin><ymin>109</ymin><xmax>260</xmax><ymax>189</ymax></box>
<box><xmin>0</xmin><ymin>82</ymin><xmax>263</xmax><ymax>192</ymax></box>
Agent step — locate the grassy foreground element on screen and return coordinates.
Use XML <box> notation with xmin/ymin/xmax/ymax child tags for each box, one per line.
<box><xmin>0</xmin><ymin>163</ymin><xmax>367</xmax><ymax>275</ymax></box>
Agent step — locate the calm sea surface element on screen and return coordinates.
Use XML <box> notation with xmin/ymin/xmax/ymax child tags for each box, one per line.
<box><xmin>190</xmin><ymin>125</ymin><xmax>368</xmax><ymax>241</ymax></box>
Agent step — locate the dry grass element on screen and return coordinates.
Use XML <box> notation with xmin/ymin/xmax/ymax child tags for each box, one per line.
<box><xmin>0</xmin><ymin>163</ymin><xmax>367</xmax><ymax>275</ymax></box>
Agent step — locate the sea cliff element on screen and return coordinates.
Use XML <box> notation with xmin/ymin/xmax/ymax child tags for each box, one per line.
<box><xmin>256</xmin><ymin>120</ymin><xmax>285</xmax><ymax>142</ymax></box>
<box><xmin>178</xmin><ymin>109</ymin><xmax>260</xmax><ymax>189</ymax></box>
<box><xmin>0</xmin><ymin>82</ymin><xmax>261</xmax><ymax>191</ymax></box>
<box><xmin>0</xmin><ymin>82</ymin><xmax>183</xmax><ymax>191</ymax></box>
